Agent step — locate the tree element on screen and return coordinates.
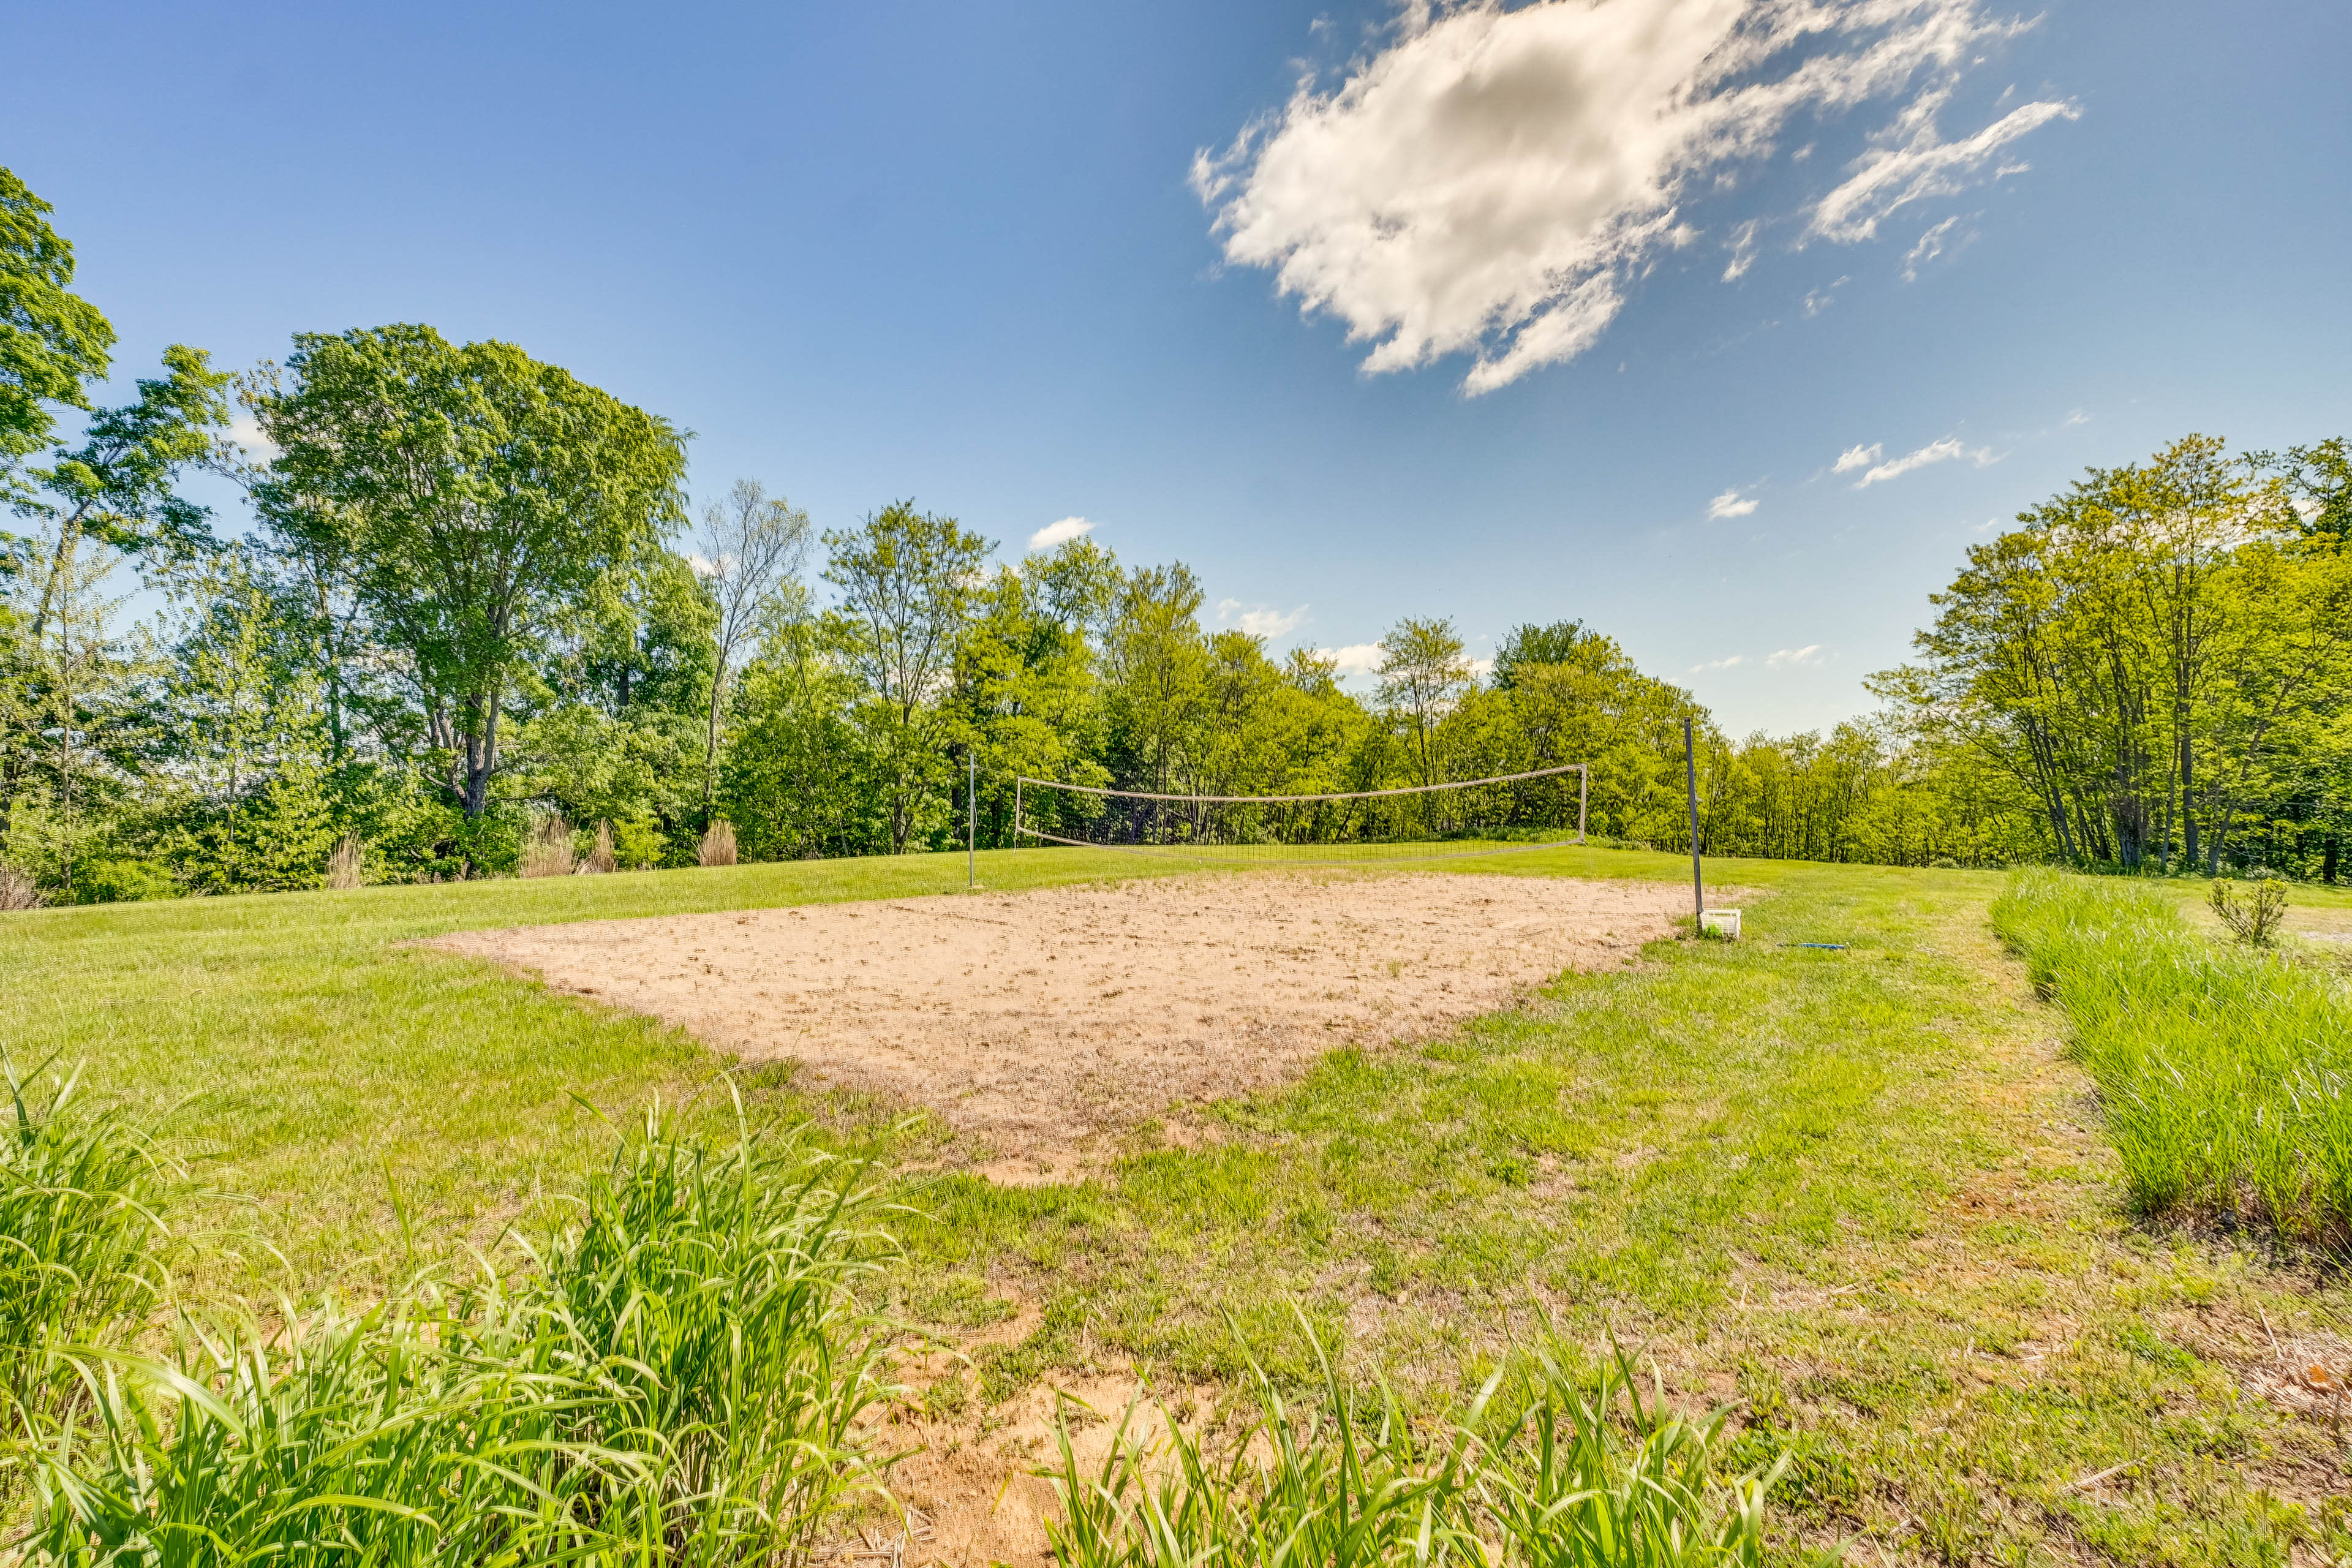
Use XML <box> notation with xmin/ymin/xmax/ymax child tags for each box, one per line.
<box><xmin>0</xmin><ymin>167</ymin><xmax>115</xmax><ymax>506</ymax></box>
<box><xmin>695</xmin><ymin>479</ymin><xmax>810</xmax><ymax>811</ymax></box>
<box><xmin>1490</xmin><ymin>619</ymin><xmax>1586</xmax><ymax>689</ymax></box>
<box><xmin>252</xmin><ymin>325</ymin><xmax>687</xmax><ymax>821</ymax></box>
<box><xmin>1376</xmin><ymin>616</ymin><xmax>1470</xmax><ymax>789</ymax></box>
<box><xmin>823</xmin><ymin>501</ymin><xmax>990</xmax><ymax>852</ymax></box>
<box><xmin>1102</xmin><ymin>563</ymin><xmax>1210</xmax><ymax>797</ymax></box>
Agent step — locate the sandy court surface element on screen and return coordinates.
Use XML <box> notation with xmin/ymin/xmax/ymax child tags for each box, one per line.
<box><xmin>434</xmin><ymin>872</ymin><xmax>1693</xmax><ymax>1147</ymax></box>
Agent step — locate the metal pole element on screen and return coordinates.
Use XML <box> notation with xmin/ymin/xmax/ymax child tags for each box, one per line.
<box><xmin>1683</xmin><ymin>717</ymin><xmax>1703</xmax><ymax>925</ymax></box>
<box><xmin>1015</xmin><ymin>778</ymin><xmax>1022</xmax><ymax>850</ymax></box>
<box><xmin>968</xmin><ymin>752</ymin><xmax>976</xmax><ymax>889</ymax></box>
<box><xmin>1578</xmin><ymin>763</ymin><xmax>1589</xmax><ymax>844</ymax></box>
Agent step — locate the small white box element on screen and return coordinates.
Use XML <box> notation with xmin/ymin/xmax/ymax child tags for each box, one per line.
<box><xmin>1699</xmin><ymin>908</ymin><xmax>1741</xmax><ymax>939</ymax></box>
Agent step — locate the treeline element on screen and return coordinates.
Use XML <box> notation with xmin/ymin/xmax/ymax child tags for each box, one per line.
<box><xmin>5</xmin><ymin>165</ymin><xmax>2347</xmax><ymax>901</ymax></box>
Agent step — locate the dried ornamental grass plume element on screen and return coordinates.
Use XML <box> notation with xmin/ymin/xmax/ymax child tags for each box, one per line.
<box><xmin>323</xmin><ymin>833</ymin><xmax>364</xmax><ymax>891</ymax></box>
<box><xmin>583</xmin><ymin>818</ymin><xmax>618</xmax><ymax>875</ymax></box>
<box><xmin>0</xmin><ymin>864</ymin><xmax>40</xmax><ymax>912</ymax></box>
<box><xmin>700</xmin><ymin>818</ymin><xmax>738</xmax><ymax>868</ymax></box>
<box><xmin>519</xmin><ymin>812</ymin><xmax>576</xmax><ymax>878</ymax></box>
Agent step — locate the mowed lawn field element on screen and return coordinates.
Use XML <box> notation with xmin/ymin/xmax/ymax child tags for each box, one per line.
<box><xmin>5</xmin><ymin>848</ymin><xmax>2349</xmax><ymax>1565</ymax></box>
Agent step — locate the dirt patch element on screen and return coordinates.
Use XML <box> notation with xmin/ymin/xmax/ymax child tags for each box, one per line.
<box><xmin>434</xmin><ymin>871</ymin><xmax>1692</xmax><ymax>1147</ymax></box>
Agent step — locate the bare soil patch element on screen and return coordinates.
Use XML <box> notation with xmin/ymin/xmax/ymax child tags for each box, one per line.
<box><xmin>435</xmin><ymin>871</ymin><xmax>1691</xmax><ymax>1146</ymax></box>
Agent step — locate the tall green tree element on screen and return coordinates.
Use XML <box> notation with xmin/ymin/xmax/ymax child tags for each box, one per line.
<box><xmin>695</xmin><ymin>478</ymin><xmax>810</xmax><ymax>812</ymax></box>
<box><xmin>1376</xmin><ymin>616</ymin><xmax>1470</xmax><ymax>790</ymax></box>
<box><xmin>0</xmin><ymin>167</ymin><xmax>115</xmax><ymax>507</ymax></box>
<box><xmin>823</xmin><ymin>501</ymin><xmax>990</xmax><ymax>852</ymax></box>
<box><xmin>252</xmin><ymin>325</ymin><xmax>688</xmax><ymax>820</ymax></box>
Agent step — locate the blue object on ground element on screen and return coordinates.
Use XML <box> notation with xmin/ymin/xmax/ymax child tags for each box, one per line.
<box><xmin>1785</xmin><ymin>942</ymin><xmax>1848</xmax><ymax>950</ymax></box>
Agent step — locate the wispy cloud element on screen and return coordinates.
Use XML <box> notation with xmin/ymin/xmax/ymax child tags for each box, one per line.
<box><xmin>1193</xmin><ymin>1</ymin><xmax>2071</xmax><ymax>393</ymax></box>
<box><xmin>1802</xmin><ymin>276</ymin><xmax>1850</xmax><ymax>317</ymax></box>
<box><xmin>1691</xmin><ymin>654</ymin><xmax>1746</xmax><ymax>673</ymax></box>
<box><xmin>1330</xmin><ymin>642</ymin><xmax>1384</xmax><ymax>676</ymax></box>
<box><xmin>1028</xmin><ymin>516</ymin><xmax>1093</xmax><ymax>551</ymax></box>
<box><xmin>1852</xmin><ymin>437</ymin><xmax>1996</xmax><ymax>488</ymax></box>
<box><xmin>1706</xmin><ymin>488</ymin><xmax>1760</xmax><ymax>520</ymax></box>
<box><xmin>1810</xmin><ymin>89</ymin><xmax>2081</xmax><ymax>244</ymax></box>
<box><xmin>1216</xmin><ymin>598</ymin><xmax>1310</xmax><ymax>638</ymax></box>
<box><xmin>1833</xmin><ymin>442</ymin><xmax>1883</xmax><ymax>473</ymax></box>
<box><xmin>1765</xmin><ymin>644</ymin><xmax>1826</xmax><ymax>668</ymax></box>
<box><xmin>1901</xmin><ymin>213</ymin><xmax>1964</xmax><ymax>279</ymax></box>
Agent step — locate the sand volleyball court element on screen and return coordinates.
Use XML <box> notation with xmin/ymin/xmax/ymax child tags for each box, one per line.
<box><xmin>435</xmin><ymin>871</ymin><xmax>1693</xmax><ymax>1145</ymax></box>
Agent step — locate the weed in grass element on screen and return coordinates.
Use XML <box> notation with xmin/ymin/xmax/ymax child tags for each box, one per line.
<box><xmin>1994</xmin><ymin>867</ymin><xmax>2352</xmax><ymax>1242</ymax></box>
<box><xmin>1044</xmin><ymin>1317</ymin><xmax>1823</xmax><ymax>1568</ymax></box>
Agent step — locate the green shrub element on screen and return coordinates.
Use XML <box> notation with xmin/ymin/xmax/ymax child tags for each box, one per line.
<box><xmin>70</xmin><ymin>860</ymin><xmax>179</xmax><ymax>904</ymax></box>
<box><xmin>1992</xmin><ymin>868</ymin><xmax>2352</xmax><ymax>1242</ymax></box>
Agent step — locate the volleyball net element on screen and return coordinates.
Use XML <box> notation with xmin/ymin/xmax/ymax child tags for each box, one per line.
<box><xmin>1011</xmin><ymin>763</ymin><xmax>1588</xmax><ymax>865</ymax></box>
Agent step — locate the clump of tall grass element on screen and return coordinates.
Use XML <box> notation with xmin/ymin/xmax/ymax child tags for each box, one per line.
<box><xmin>321</xmin><ymin>832</ymin><xmax>365</xmax><ymax>891</ymax></box>
<box><xmin>699</xmin><ymin>818</ymin><xmax>738</xmax><ymax>868</ymax></box>
<box><xmin>1993</xmin><ymin>867</ymin><xmax>2352</xmax><ymax>1243</ymax></box>
<box><xmin>1045</xmin><ymin>1321</ymin><xmax>1817</xmax><ymax>1568</ymax></box>
<box><xmin>0</xmin><ymin>863</ymin><xmax>42</xmax><ymax>912</ymax></box>
<box><xmin>581</xmin><ymin>818</ymin><xmax>619</xmax><ymax>875</ymax></box>
<box><xmin>0</xmin><ymin>1059</ymin><xmax>179</xmax><ymax>1457</ymax></box>
<box><xmin>31</xmin><ymin>1101</ymin><xmax>900</xmax><ymax>1564</ymax></box>
<box><xmin>519</xmin><ymin>811</ymin><xmax>576</xmax><ymax>878</ymax></box>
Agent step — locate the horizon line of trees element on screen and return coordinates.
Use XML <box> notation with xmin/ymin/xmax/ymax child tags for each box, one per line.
<box><xmin>6</xmin><ymin>164</ymin><xmax>2348</xmax><ymax>905</ymax></box>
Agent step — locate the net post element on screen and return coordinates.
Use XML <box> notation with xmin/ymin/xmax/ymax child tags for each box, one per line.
<box><xmin>1015</xmin><ymin>777</ymin><xmax>1022</xmax><ymax>849</ymax></box>
<box><xmin>1683</xmin><ymin>717</ymin><xmax>1703</xmax><ymax>922</ymax></box>
<box><xmin>968</xmin><ymin>752</ymin><xmax>976</xmax><ymax>889</ymax></box>
<box><xmin>1578</xmin><ymin>763</ymin><xmax>1588</xmax><ymax>845</ymax></box>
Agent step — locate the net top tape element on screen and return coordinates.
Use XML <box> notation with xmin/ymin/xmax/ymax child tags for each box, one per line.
<box><xmin>1011</xmin><ymin>761</ymin><xmax>1585</xmax><ymax>806</ymax></box>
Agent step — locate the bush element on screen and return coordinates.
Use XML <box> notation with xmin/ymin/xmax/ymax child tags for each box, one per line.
<box><xmin>1993</xmin><ymin>868</ymin><xmax>2352</xmax><ymax>1242</ymax></box>
<box><xmin>2208</xmin><ymin>876</ymin><xmax>2287</xmax><ymax>947</ymax></box>
<box><xmin>611</xmin><ymin>814</ymin><xmax>663</xmax><ymax>869</ymax></box>
<box><xmin>71</xmin><ymin>859</ymin><xmax>179</xmax><ymax>905</ymax></box>
<box><xmin>699</xmin><ymin>818</ymin><xmax>738</xmax><ymax>867</ymax></box>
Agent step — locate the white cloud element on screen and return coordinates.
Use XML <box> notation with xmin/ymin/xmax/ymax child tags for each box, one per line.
<box><xmin>227</xmin><ymin>413</ymin><xmax>279</xmax><ymax>464</ymax></box>
<box><xmin>1801</xmin><ymin>275</ymin><xmax>1850</xmax><ymax>317</ymax></box>
<box><xmin>1027</xmin><ymin>516</ymin><xmax>1093</xmax><ymax>551</ymax></box>
<box><xmin>1811</xmin><ymin>89</ymin><xmax>2079</xmax><ymax>244</ymax></box>
<box><xmin>1691</xmin><ymin>654</ymin><xmax>1746</xmax><ymax>672</ymax></box>
<box><xmin>1216</xmin><ymin>598</ymin><xmax>1310</xmax><ymax>638</ymax></box>
<box><xmin>1852</xmin><ymin>436</ymin><xmax>1996</xmax><ymax>488</ymax></box>
<box><xmin>1833</xmin><ymin>442</ymin><xmax>1883</xmax><ymax>473</ymax></box>
<box><xmin>1706</xmin><ymin>488</ymin><xmax>1759</xmax><ymax>519</ymax></box>
<box><xmin>1765</xmin><ymin>644</ymin><xmax>1825</xmax><ymax>668</ymax></box>
<box><xmin>1468</xmin><ymin>655</ymin><xmax>1496</xmax><ymax>679</ymax></box>
<box><xmin>1901</xmin><ymin>213</ymin><xmax>1964</xmax><ymax>279</ymax></box>
<box><xmin>2063</xmin><ymin>409</ymin><xmax>2090</xmax><ymax>428</ymax></box>
<box><xmin>1330</xmin><ymin>642</ymin><xmax>1385</xmax><ymax>676</ymax></box>
<box><xmin>1193</xmin><ymin>0</ymin><xmax>2071</xmax><ymax>393</ymax></box>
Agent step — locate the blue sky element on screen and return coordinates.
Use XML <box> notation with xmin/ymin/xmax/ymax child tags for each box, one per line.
<box><xmin>9</xmin><ymin>0</ymin><xmax>2348</xmax><ymax>733</ymax></box>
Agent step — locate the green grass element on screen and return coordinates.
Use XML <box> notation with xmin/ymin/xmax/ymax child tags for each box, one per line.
<box><xmin>1994</xmin><ymin>868</ymin><xmax>2352</xmax><ymax>1242</ymax></box>
<box><xmin>4</xmin><ymin>848</ymin><xmax>2350</xmax><ymax>1562</ymax></box>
